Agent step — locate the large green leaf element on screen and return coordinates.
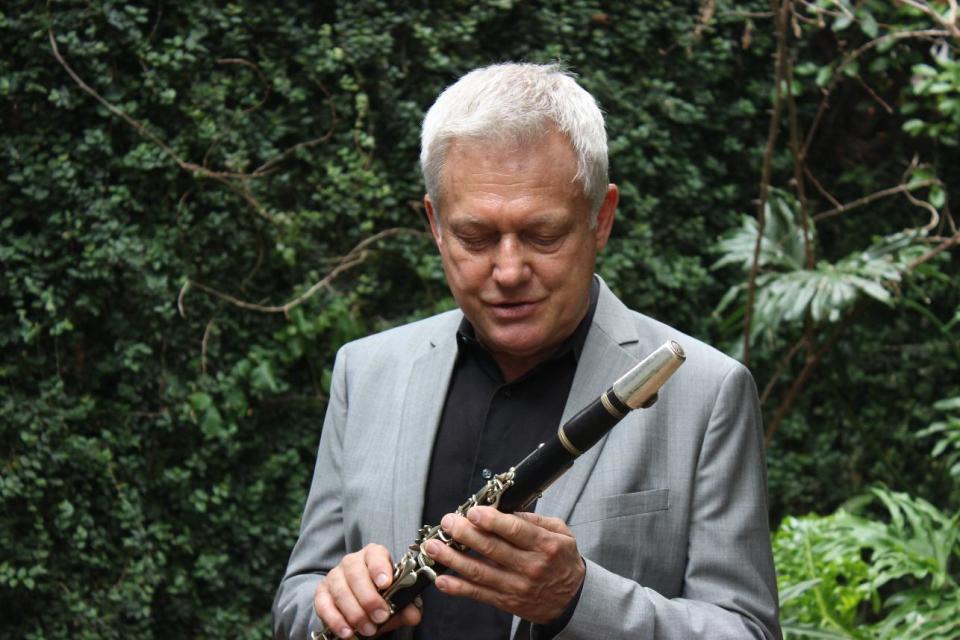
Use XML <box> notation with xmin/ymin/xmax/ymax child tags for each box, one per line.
<box><xmin>714</xmin><ymin>192</ymin><xmax>928</xmax><ymax>334</ymax></box>
<box><xmin>713</xmin><ymin>189</ymin><xmax>810</xmax><ymax>272</ymax></box>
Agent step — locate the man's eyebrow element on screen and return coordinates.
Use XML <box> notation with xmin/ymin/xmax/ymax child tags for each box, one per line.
<box><xmin>524</xmin><ymin>212</ymin><xmax>569</xmax><ymax>227</ymax></box>
<box><xmin>447</xmin><ymin>212</ymin><xmax>570</xmax><ymax>229</ymax></box>
<box><xmin>447</xmin><ymin>215</ymin><xmax>489</xmax><ymax>230</ymax></box>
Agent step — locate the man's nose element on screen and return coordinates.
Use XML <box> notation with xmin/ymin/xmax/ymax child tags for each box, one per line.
<box><xmin>492</xmin><ymin>236</ymin><xmax>530</xmax><ymax>286</ymax></box>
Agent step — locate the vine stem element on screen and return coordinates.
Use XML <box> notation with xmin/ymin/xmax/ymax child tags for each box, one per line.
<box><xmin>744</xmin><ymin>0</ymin><xmax>793</xmax><ymax>367</ymax></box>
<box><xmin>179</xmin><ymin>228</ymin><xmax>430</xmax><ymax>317</ymax></box>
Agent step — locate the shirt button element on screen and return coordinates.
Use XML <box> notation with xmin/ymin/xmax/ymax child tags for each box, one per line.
<box><xmin>481</xmin><ymin>468</ymin><xmax>493</xmax><ymax>480</ymax></box>
<box><xmin>503</xmin><ymin>389</ymin><xmax>512</xmax><ymax>398</ymax></box>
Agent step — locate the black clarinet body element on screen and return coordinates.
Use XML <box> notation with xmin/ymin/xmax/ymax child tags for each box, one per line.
<box><xmin>313</xmin><ymin>340</ymin><xmax>686</xmax><ymax>639</ymax></box>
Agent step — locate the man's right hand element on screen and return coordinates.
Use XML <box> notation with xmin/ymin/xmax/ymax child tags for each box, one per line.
<box><xmin>314</xmin><ymin>543</ymin><xmax>423</xmax><ymax>639</ymax></box>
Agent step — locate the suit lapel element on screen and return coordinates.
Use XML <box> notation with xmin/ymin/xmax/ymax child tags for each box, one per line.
<box><xmin>536</xmin><ymin>280</ymin><xmax>649</xmax><ymax>523</ymax></box>
<box><xmin>391</xmin><ymin>317</ymin><xmax>460</xmax><ymax>558</ymax></box>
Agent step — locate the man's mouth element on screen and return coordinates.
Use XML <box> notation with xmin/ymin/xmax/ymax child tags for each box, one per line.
<box><xmin>489</xmin><ymin>300</ymin><xmax>539</xmax><ymax>319</ymax></box>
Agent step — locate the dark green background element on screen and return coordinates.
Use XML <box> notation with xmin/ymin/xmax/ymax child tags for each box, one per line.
<box><xmin>2</xmin><ymin>2</ymin><xmax>957</xmax><ymax>637</ymax></box>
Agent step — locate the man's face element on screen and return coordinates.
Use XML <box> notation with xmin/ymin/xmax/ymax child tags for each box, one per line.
<box><xmin>425</xmin><ymin>128</ymin><xmax>617</xmax><ymax>379</ymax></box>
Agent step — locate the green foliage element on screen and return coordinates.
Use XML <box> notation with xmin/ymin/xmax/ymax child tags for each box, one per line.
<box><xmin>776</xmin><ymin>513</ymin><xmax>873</xmax><ymax>637</ymax></box>
<box><xmin>775</xmin><ymin>487</ymin><xmax>960</xmax><ymax>639</ymax></box>
<box><xmin>711</xmin><ymin>0</ymin><xmax>960</xmax><ymax>522</ymax></box>
<box><xmin>2</xmin><ymin>0</ymin><xmax>958</xmax><ymax>636</ymax></box>
<box><xmin>713</xmin><ymin>188</ymin><xmax>933</xmax><ymax>357</ymax></box>
<box><xmin>0</xmin><ymin>1</ymin><xmax>779</xmax><ymax>636</ymax></box>
<box><xmin>904</xmin><ymin>53</ymin><xmax>960</xmax><ymax>144</ymax></box>
<box><xmin>918</xmin><ymin>396</ymin><xmax>960</xmax><ymax>502</ymax></box>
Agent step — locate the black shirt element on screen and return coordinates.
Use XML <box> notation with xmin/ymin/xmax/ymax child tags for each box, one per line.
<box><xmin>413</xmin><ymin>278</ymin><xmax>599</xmax><ymax>640</ymax></box>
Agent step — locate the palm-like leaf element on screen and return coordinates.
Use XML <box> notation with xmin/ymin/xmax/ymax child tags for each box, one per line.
<box><xmin>918</xmin><ymin>397</ymin><xmax>960</xmax><ymax>480</ymax></box>
<box><xmin>714</xmin><ymin>190</ymin><xmax>927</xmax><ymax>335</ymax></box>
<box><xmin>713</xmin><ymin>188</ymin><xmax>809</xmax><ymax>272</ymax></box>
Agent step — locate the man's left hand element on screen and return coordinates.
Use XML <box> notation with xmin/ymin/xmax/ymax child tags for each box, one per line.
<box><xmin>423</xmin><ymin>506</ymin><xmax>585</xmax><ymax>624</ymax></box>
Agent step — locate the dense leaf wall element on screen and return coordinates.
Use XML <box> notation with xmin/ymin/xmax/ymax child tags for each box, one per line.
<box><xmin>2</xmin><ymin>2</ymin><xmax>957</xmax><ymax>637</ymax></box>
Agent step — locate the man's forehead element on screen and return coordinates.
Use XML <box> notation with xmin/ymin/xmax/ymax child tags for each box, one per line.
<box><xmin>446</xmin><ymin>209</ymin><xmax>572</xmax><ymax>227</ymax></box>
<box><xmin>445</xmin><ymin>124</ymin><xmax>569</xmax><ymax>156</ymax></box>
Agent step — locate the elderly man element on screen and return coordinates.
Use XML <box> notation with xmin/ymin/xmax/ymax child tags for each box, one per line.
<box><xmin>273</xmin><ymin>63</ymin><xmax>781</xmax><ymax>639</ymax></box>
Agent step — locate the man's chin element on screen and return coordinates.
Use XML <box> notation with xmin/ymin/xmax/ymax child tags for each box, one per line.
<box><xmin>481</xmin><ymin>333</ymin><xmax>552</xmax><ymax>362</ymax></box>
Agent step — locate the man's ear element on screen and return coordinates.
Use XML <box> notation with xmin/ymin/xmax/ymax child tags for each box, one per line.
<box><xmin>594</xmin><ymin>183</ymin><xmax>619</xmax><ymax>251</ymax></box>
<box><xmin>424</xmin><ymin>194</ymin><xmax>443</xmax><ymax>248</ymax></box>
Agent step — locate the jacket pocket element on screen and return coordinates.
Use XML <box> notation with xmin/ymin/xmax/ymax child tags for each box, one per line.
<box><xmin>567</xmin><ymin>487</ymin><xmax>669</xmax><ymax>526</ymax></box>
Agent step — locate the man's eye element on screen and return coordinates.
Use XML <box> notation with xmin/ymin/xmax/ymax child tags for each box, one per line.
<box><xmin>457</xmin><ymin>234</ymin><xmax>494</xmax><ymax>249</ymax></box>
<box><xmin>526</xmin><ymin>234</ymin><xmax>564</xmax><ymax>248</ymax></box>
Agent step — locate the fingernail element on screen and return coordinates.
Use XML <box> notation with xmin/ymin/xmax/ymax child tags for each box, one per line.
<box><xmin>361</xmin><ymin>623</ymin><xmax>377</xmax><ymax>636</ymax></box>
<box><xmin>425</xmin><ymin>540</ymin><xmax>440</xmax><ymax>555</ymax></box>
<box><xmin>375</xmin><ymin>573</ymin><xmax>389</xmax><ymax>588</ymax></box>
<box><xmin>372</xmin><ymin>609</ymin><xmax>389</xmax><ymax>623</ymax></box>
<box><xmin>441</xmin><ymin>514</ymin><xmax>454</xmax><ymax>530</ymax></box>
<box><xmin>338</xmin><ymin>627</ymin><xmax>352</xmax><ymax>639</ymax></box>
<box><xmin>467</xmin><ymin>508</ymin><xmax>480</xmax><ymax>523</ymax></box>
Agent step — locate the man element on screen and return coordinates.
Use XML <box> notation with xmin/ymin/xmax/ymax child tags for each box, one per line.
<box><xmin>273</xmin><ymin>63</ymin><xmax>781</xmax><ymax>639</ymax></box>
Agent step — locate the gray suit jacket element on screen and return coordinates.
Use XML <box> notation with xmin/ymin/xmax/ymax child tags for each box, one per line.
<box><xmin>273</xmin><ymin>279</ymin><xmax>781</xmax><ymax>639</ymax></box>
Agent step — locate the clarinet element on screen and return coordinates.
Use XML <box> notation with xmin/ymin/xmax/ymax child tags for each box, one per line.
<box><xmin>313</xmin><ymin>340</ymin><xmax>686</xmax><ymax>639</ymax></box>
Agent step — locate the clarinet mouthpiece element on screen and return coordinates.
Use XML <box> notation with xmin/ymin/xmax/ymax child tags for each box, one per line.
<box><xmin>612</xmin><ymin>340</ymin><xmax>685</xmax><ymax>410</ymax></box>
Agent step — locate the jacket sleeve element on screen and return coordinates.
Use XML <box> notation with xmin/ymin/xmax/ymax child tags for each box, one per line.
<box><xmin>550</xmin><ymin>364</ymin><xmax>782</xmax><ymax>639</ymax></box>
<box><xmin>272</xmin><ymin>346</ymin><xmax>350</xmax><ymax>639</ymax></box>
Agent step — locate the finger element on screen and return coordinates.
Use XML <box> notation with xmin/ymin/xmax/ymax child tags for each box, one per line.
<box><xmin>463</xmin><ymin>507</ymin><xmax>547</xmax><ymax>550</ymax></box>
<box><xmin>342</xmin><ymin>553</ymin><xmax>391</xmax><ymax>634</ymax></box>
<box><xmin>362</xmin><ymin>544</ymin><xmax>395</xmax><ymax>590</ymax></box>
<box><xmin>434</xmin><ymin>572</ymin><xmax>509</xmax><ymax>612</ymax></box>
<box><xmin>314</xmin><ymin>581</ymin><xmax>356</xmax><ymax>640</ymax></box>
<box><xmin>514</xmin><ymin>510</ymin><xmax>574</xmax><ymax>536</ymax></box>
<box><xmin>376</xmin><ymin>601</ymin><xmax>422</xmax><ymax>636</ymax></box>
<box><xmin>424</xmin><ymin>538</ymin><xmax>518</xmax><ymax>592</ymax></box>
<box><xmin>438</xmin><ymin>513</ymin><xmax>522</xmax><ymax>565</ymax></box>
<box><xmin>324</xmin><ymin>567</ymin><xmax>376</xmax><ymax>637</ymax></box>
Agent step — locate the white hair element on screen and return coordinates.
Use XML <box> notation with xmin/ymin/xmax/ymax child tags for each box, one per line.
<box><xmin>420</xmin><ymin>62</ymin><xmax>609</xmax><ymax>224</ymax></box>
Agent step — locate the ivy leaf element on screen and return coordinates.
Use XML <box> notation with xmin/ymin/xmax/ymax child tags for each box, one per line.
<box><xmin>251</xmin><ymin>361</ymin><xmax>281</xmax><ymax>394</ymax></box>
<box><xmin>188</xmin><ymin>392</ymin><xmax>212</xmax><ymax>412</ymax></box>
<box><xmin>859</xmin><ymin>11</ymin><xmax>879</xmax><ymax>38</ymax></box>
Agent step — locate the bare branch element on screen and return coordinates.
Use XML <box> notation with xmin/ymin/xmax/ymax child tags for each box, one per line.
<box><xmin>201</xmin><ymin>318</ymin><xmax>215</xmax><ymax>374</ymax></box>
<box><xmin>240</xmin><ymin>234</ymin><xmax>266</xmax><ymax>291</ymax></box>
<box><xmin>50</xmin><ymin>29</ymin><xmax>254</xmax><ymax>181</ymax></box>
<box><xmin>898</xmin><ymin>0</ymin><xmax>960</xmax><ymax>38</ymax></box>
<box><xmin>812</xmin><ymin>178</ymin><xmax>939</xmax><ymax>222</ymax></box>
<box><xmin>250</xmin><ymin>80</ymin><xmax>338</xmax><ymax>177</ymax></box>
<box><xmin>250</xmin><ymin>132</ymin><xmax>336</xmax><ymax>177</ymax></box>
<box><xmin>719</xmin><ymin>10</ymin><xmax>775</xmax><ymax>19</ymax></box>
<box><xmin>854</xmin><ymin>74</ymin><xmax>894</xmax><ymax>114</ymax></box>
<box><xmin>784</xmin><ymin>53</ymin><xmax>814</xmax><ymax>269</ymax></box>
<box><xmin>825</xmin><ymin>0</ymin><xmax>855</xmax><ymax>20</ymax></box>
<box><xmin>764</xmin><ymin>308</ymin><xmax>859</xmax><ymax>445</ymax></box>
<box><xmin>177</xmin><ymin>280</ymin><xmax>190</xmax><ymax>318</ymax></box>
<box><xmin>801</xmin><ymin>29</ymin><xmax>951</xmax><ymax>159</ymax></box>
<box><xmin>183</xmin><ymin>227</ymin><xmax>431</xmax><ymax>315</ymax></box>
<box><xmin>759</xmin><ymin>332</ymin><xmax>810</xmax><ymax>407</ymax></box>
<box><xmin>804</xmin><ymin>166</ymin><xmax>843</xmax><ymax>210</ymax></box>
<box><xmin>216</xmin><ymin>57</ymin><xmax>271</xmax><ymax>115</ymax></box>
<box><xmin>146</xmin><ymin>0</ymin><xmax>164</xmax><ymax>43</ymax></box>
<box><xmin>907</xmin><ymin>230</ymin><xmax>960</xmax><ymax>269</ymax></box>
<box><xmin>744</xmin><ymin>0</ymin><xmax>792</xmax><ymax>366</ymax></box>
<box><xmin>50</xmin><ymin>26</ymin><xmax>335</xmax><ymax>190</ymax></box>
